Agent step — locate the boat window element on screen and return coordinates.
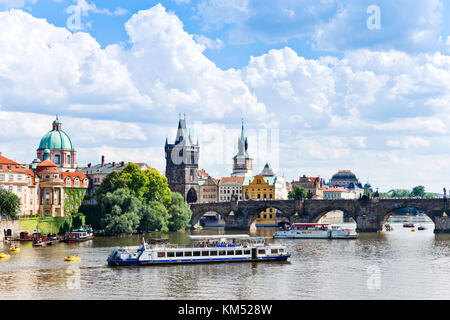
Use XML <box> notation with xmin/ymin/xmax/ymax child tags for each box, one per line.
<box><xmin>227</xmin><ymin>250</ymin><xmax>235</xmax><ymax>256</ymax></box>
<box><xmin>176</xmin><ymin>251</ymin><xmax>183</xmax><ymax>257</ymax></box>
<box><xmin>258</xmin><ymin>249</ymin><xmax>266</xmax><ymax>255</ymax></box>
<box><xmin>157</xmin><ymin>252</ymin><xmax>165</xmax><ymax>258</ymax></box>
<box><xmin>235</xmin><ymin>250</ymin><xmax>243</xmax><ymax>255</ymax></box>
<box><xmin>244</xmin><ymin>250</ymin><xmax>250</xmax><ymax>255</ymax></box>
<box><xmin>210</xmin><ymin>251</ymin><xmax>217</xmax><ymax>256</ymax></box>
<box><xmin>219</xmin><ymin>250</ymin><xmax>226</xmax><ymax>256</ymax></box>
<box><xmin>201</xmin><ymin>251</ymin><xmax>209</xmax><ymax>256</ymax></box>
<box><xmin>185</xmin><ymin>251</ymin><xmax>192</xmax><ymax>257</ymax></box>
<box><xmin>193</xmin><ymin>251</ymin><xmax>201</xmax><ymax>256</ymax></box>
<box><xmin>167</xmin><ymin>252</ymin><xmax>175</xmax><ymax>257</ymax></box>
<box><xmin>271</xmin><ymin>249</ymin><xmax>278</xmax><ymax>254</ymax></box>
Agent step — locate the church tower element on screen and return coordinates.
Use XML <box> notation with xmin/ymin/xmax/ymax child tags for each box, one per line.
<box><xmin>231</xmin><ymin>119</ymin><xmax>253</xmax><ymax>177</ymax></box>
<box><xmin>165</xmin><ymin>115</ymin><xmax>200</xmax><ymax>203</ymax></box>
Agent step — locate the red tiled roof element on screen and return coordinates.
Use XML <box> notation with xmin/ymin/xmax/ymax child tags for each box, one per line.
<box><xmin>0</xmin><ymin>153</ymin><xmax>28</xmax><ymax>174</ymax></box>
<box><xmin>220</xmin><ymin>177</ymin><xmax>245</xmax><ymax>184</ymax></box>
<box><xmin>0</xmin><ymin>153</ymin><xmax>19</xmax><ymax>165</ymax></box>
<box><xmin>324</xmin><ymin>187</ymin><xmax>349</xmax><ymax>192</ymax></box>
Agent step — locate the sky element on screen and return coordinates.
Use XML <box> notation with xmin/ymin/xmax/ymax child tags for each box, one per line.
<box><xmin>1</xmin><ymin>0</ymin><xmax>450</xmax><ymax>193</ymax></box>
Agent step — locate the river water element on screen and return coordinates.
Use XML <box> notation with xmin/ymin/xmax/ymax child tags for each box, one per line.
<box><xmin>1</xmin><ymin>221</ymin><xmax>450</xmax><ymax>300</ymax></box>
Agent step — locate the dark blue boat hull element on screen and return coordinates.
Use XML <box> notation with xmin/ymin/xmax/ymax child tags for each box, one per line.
<box><xmin>107</xmin><ymin>254</ymin><xmax>291</xmax><ymax>267</ymax></box>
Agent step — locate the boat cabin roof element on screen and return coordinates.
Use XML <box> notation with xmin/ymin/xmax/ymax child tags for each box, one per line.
<box><xmin>292</xmin><ymin>223</ymin><xmax>330</xmax><ymax>226</ymax></box>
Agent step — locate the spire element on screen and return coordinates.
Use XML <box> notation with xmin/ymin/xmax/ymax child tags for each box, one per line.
<box><xmin>175</xmin><ymin>114</ymin><xmax>190</xmax><ymax>145</ymax></box>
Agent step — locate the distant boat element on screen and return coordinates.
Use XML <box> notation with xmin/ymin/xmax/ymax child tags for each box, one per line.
<box><xmin>62</xmin><ymin>227</ymin><xmax>94</xmax><ymax>243</ymax></box>
<box><xmin>403</xmin><ymin>223</ymin><xmax>415</xmax><ymax>228</ymax></box>
<box><xmin>418</xmin><ymin>226</ymin><xmax>426</xmax><ymax>231</ymax></box>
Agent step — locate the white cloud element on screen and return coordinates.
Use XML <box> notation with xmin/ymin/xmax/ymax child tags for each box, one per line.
<box><xmin>2</xmin><ymin>5</ymin><xmax>450</xmax><ymax>192</ymax></box>
<box><xmin>193</xmin><ymin>34</ymin><xmax>224</xmax><ymax>50</ymax></box>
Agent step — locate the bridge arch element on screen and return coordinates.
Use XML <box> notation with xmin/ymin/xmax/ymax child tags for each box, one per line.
<box><xmin>308</xmin><ymin>206</ymin><xmax>356</xmax><ymax>224</ymax></box>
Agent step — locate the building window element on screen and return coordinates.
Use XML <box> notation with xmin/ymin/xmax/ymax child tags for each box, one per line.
<box><xmin>67</xmin><ymin>155</ymin><xmax>71</xmax><ymax>165</ymax></box>
<box><xmin>54</xmin><ymin>154</ymin><xmax>60</xmax><ymax>164</ymax></box>
<box><xmin>9</xmin><ymin>186</ymin><xmax>13</xmax><ymax>192</ymax></box>
<box><xmin>0</xmin><ymin>174</ymin><xmax>4</xmax><ymax>181</ymax></box>
<box><xmin>9</xmin><ymin>175</ymin><xmax>13</xmax><ymax>182</ymax></box>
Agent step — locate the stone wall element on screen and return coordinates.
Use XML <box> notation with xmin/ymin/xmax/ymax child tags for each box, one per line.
<box><xmin>0</xmin><ymin>220</ymin><xmax>21</xmax><ymax>241</ymax></box>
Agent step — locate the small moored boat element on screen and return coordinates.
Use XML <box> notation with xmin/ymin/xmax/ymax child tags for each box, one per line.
<box><xmin>403</xmin><ymin>223</ymin><xmax>415</xmax><ymax>228</ymax></box>
<box><xmin>64</xmin><ymin>256</ymin><xmax>81</xmax><ymax>262</ymax></box>
<box><xmin>9</xmin><ymin>246</ymin><xmax>20</xmax><ymax>253</ymax></box>
<box><xmin>0</xmin><ymin>253</ymin><xmax>10</xmax><ymax>259</ymax></box>
<box><xmin>273</xmin><ymin>223</ymin><xmax>357</xmax><ymax>239</ymax></box>
<box><xmin>107</xmin><ymin>235</ymin><xmax>291</xmax><ymax>267</ymax></box>
<box><xmin>63</xmin><ymin>227</ymin><xmax>94</xmax><ymax>243</ymax></box>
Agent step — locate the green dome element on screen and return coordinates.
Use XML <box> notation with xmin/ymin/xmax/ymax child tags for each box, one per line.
<box><xmin>38</xmin><ymin>128</ymin><xmax>74</xmax><ymax>151</ymax></box>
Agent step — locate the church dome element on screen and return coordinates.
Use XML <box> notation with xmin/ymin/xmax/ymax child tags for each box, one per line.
<box><xmin>37</xmin><ymin>118</ymin><xmax>74</xmax><ymax>151</ymax></box>
<box><xmin>331</xmin><ymin>170</ymin><xmax>357</xmax><ymax>180</ymax></box>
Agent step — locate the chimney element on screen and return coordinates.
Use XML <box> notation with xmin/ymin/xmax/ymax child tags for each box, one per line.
<box><xmin>101</xmin><ymin>155</ymin><xmax>105</xmax><ymax>166</ymax></box>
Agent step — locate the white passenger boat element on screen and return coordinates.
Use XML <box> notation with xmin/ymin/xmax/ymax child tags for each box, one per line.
<box><xmin>107</xmin><ymin>235</ymin><xmax>291</xmax><ymax>266</ymax></box>
<box><xmin>273</xmin><ymin>223</ymin><xmax>357</xmax><ymax>239</ymax></box>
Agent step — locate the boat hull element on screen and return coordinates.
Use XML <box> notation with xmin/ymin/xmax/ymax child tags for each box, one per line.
<box><xmin>107</xmin><ymin>254</ymin><xmax>291</xmax><ymax>267</ymax></box>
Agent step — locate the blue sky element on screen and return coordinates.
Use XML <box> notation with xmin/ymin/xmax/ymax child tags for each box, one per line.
<box><xmin>1</xmin><ymin>0</ymin><xmax>450</xmax><ymax>192</ymax></box>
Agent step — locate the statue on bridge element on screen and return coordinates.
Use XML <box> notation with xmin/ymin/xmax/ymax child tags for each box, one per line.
<box><xmin>444</xmin><ymin>187</ymin><xmax>447</xmax><ymax>199</ymax></box>
<box><xmin>307</xmin><ymin>190</ymin><xmax>313</xmax><ymax>200</ymax></box>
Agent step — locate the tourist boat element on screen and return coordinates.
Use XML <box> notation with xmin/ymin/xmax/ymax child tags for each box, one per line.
<box><xmin>63</xmin><ymin>227</ymin><xmax>94</xmax><ymax>243</ymax></box>
<box><xmin>273</xmin><ymin>223</ymin><xmax>357</xmax><ymax>239</ymax></box>
<box><xmin>106</xmin><ymin>235</ymin><xmax>291</xmax><ymax>267</ymax></box>
<box><xmin>32</xmin><ymin>238</ymin><xmax>47</xmax><ymax>247</ymax></box>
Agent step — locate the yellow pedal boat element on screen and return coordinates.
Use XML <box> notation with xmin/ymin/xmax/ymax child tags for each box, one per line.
<box><xmin>9</xmin><ymin>247</ymin><xmax>20</xmax><ymax>253</ymax></box>
<box><xmin>0</xmin><ymin>253</ymin><xmax>10</xmax><ymax>259</ymax></box>
<box><xmin>64</xmin><ymin>256</ymin><xmax>81</xmax><ymax>262</ymax></box>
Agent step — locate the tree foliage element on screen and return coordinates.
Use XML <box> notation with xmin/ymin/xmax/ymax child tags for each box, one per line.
<box><xmin>167</xmin><ymin>192</ymin><xmax>192</xmax><ymax>232</ymax></box>
<box><xmin>140</xmin><ymin>201</ymin><xmax>169</xmax><ymax>232</ymax></box>
<box><xmin>288</xmin><ymin>185</ymin><xmax>307</xmax><ymax>200</ymax></box>
<box><xmin>99</xmin><ymin>188</ymin><xmax>142</xmax><ymax>235</ymax></box>
<box><xmin>95</xmin><ymin>164</ymin><xmax>176</xmax><ymax>235</ymax></box>
<box><xmin>0</xmin><ymin>189</ymin><xmax>20</xmax><ymax>218</ymax></box>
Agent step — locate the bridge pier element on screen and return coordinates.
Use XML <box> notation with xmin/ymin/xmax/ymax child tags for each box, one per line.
<box><xmin>433</xmin><ymin>215</ymin><xmax>450</xmax><ymax>233</ymax></box>
<box><xmin>355</xmin><ymin>215</ymin><xmax>382</xmax><ymax>233</ymax></box>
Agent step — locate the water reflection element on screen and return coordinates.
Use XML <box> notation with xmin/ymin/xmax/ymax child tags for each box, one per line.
<box><xmin>0</xmin><ymin>222</ymin><xmax>450</xmax><ymax>299</ymax></box>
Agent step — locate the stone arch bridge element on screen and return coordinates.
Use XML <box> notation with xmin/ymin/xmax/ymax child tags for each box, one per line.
<box><xmin>189</xmin><ymin>198</ymin><xmax>450</xmax><ymax>233</ymax></box>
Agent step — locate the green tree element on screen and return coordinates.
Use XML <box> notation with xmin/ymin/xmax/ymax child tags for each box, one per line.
<box><xmin>288</xmin><ymin>185</ymin><xmax>307</xmax><ymax>200</ymax></box>
<box><xmin>140</xmin><ymin>201</ymin><xmax>169</xmax><ymax>232</ymax></box>
<box><xmin>95</xmin><ymin>171</ymin><xmax>128</xmax><ymax>203</ymax></box>
<box><xmin>99</xmin><ymin>188</ymin><xmax>142</xmax><ymax>235</ymax></box>
<box><xmin>143</xmin><ymin>169</ymin><xmax>172</xmax><ymax>207</ymax></box>
<box><xmin>120</xmin><ymin>163</ymin><xmax>148</xmax><ymax>200</ymax></box>
<box><xmin>0</xmin><ymin>189</ymin><xmax>20</xmax><ymax>219</ymax></box>
<box><xmin>167</xmin><ymin>192</ymin><xmax>192</xmax><ymax>231</ymax></box>
<box><xmin>411</xmin><ymin>185</ymin><xmax>426</xmax><ymax>197</ymax></box>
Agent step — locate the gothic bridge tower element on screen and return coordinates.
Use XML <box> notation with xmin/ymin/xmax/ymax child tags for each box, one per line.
<box><xmin>165</xmin><ymin>115</ymin><xmax>200</xmax><ymax>203</ymax></box>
